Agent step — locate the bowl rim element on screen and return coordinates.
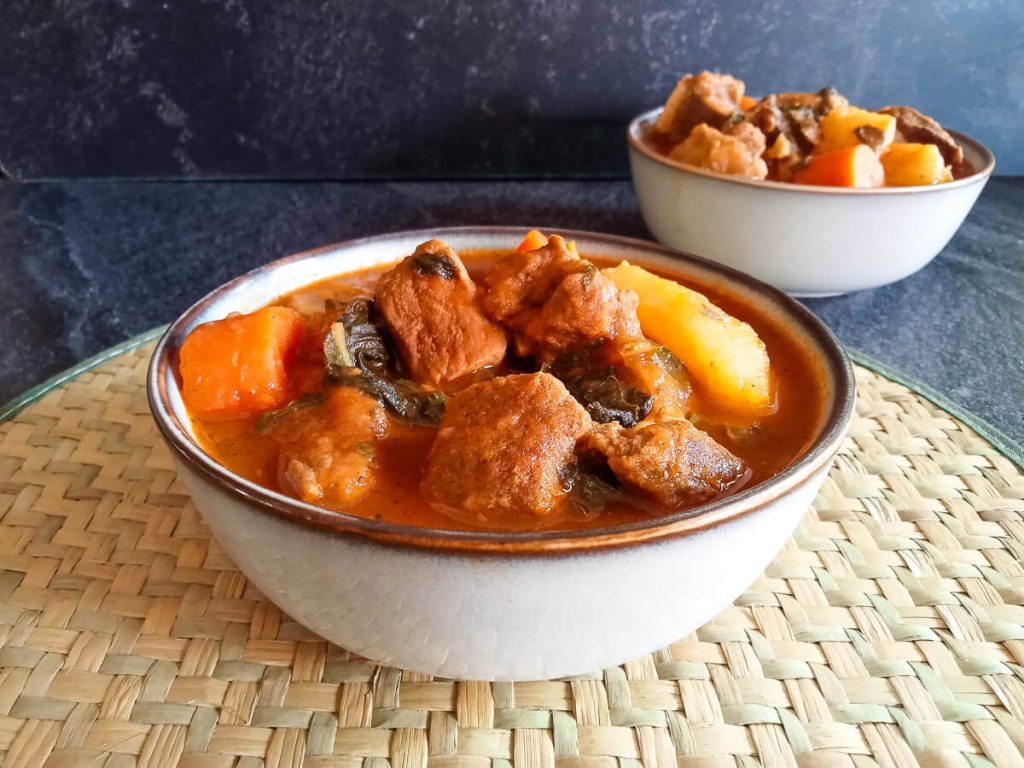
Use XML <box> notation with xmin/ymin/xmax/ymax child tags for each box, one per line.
<box><xmin>148</xmin><ymin>226</ymin><xmax>856</xmax><ymax>556</ymax></box>
<box><xmin>627</xmin><ymin>106</ymin><xmax>996</xmax><ymax>195</ymax></box>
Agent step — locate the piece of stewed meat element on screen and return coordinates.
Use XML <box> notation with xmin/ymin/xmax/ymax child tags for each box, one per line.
<box><xmin>583</xmin><ymin>419</ymin><xmax>745</xmax><ymax>508</ymax></box>
<box><xmin>375</xmin><ymin>239</ymin><xmax>507</xmax><ymax>386</ymax></box>
<box><xmin>421</xmin><ymin>372</ymin><xmax>592</xmax><ymax>527</ymax></box>
<box><xmin>483</xmin><ymin>236</ymin><xmax>641</xmax><ymax>360</ymax></box>
<box><xmin>269</xmin><ymin>387</ymin><xmax>388</xmax><ymax>507</ymax></box>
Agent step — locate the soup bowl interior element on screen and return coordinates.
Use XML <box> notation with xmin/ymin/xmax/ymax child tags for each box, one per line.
<box><xmin>148</xmin><ymin>227</ymin><xmax>855</xmax><ymax>679</ymax></box>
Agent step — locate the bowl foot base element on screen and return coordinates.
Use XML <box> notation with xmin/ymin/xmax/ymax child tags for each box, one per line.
<box><xmin>788</xmin><ymin>290</ymin><xmax>848</xmax><ymax>298</ymax></box>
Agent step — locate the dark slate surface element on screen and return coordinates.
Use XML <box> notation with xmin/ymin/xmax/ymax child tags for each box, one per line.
<box><xmin>3</xmin><ymin>0</ymin><xmax>1022</xmax><ymax>178</ymax></box>
<box><xmin>1</xmin><ymin>178</ymin><xmax>1022</xmax><ymax>450</ymax></box>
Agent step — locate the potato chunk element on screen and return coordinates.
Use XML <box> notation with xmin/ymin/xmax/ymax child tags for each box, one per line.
<box><xmin>602</xmin><ymin>263</ymin><xmax>772</xmax><ymax>418</ymax></box>
<box><xmin>881</xmin><ymin>143</ymin><xmax>947</xmax><ymax>186</ymax></box>
<box><xmin>816</xmin><ymin>106</ymin><xmax>896</xmax><ymax>155</ymax></box>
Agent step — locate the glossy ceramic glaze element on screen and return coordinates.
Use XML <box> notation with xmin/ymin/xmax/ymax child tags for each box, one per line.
<box><xmin>148</xmin><ymin>227</ymin><xmax>856</xmax><ymax>679</ymax></box>
<box><xmin>628</xmin><ymin>108</ymin><xmax>996</xmax><ymax>297</ymax></box>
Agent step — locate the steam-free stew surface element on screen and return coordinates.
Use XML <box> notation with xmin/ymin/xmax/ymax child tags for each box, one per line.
<box><xmin>189</xmin><ymin>248</ymin><xmax>825</xmax><ymax>532</ymax></box>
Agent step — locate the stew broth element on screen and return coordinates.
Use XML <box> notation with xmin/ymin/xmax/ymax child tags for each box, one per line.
<box><xmin>191</xmin><ymin>248</ymin><xmax>826</xmax><ymax>532</ymax></box>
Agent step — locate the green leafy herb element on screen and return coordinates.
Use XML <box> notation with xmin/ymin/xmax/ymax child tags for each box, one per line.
<box><xmin>559</xmin><ymin>453</ymin><xmax>620</xmax><ymax>512</ymax></box>
<box><xmin>322</xmin><ymin>298</ymin><xmax>447</xmax><ymax>426</ymax></box>
<box><xmin>334</xmin><ymin>369</ymin><xmax>448</xmax><ymax>426</ymax></box>
<box><xmin>574</xmin><ymin>373</ymin><xmax>653</xmax><ymax>427</ymax></box>
<box><xmin>254</xmin><ymin>392</ymin><xmax>326</xmax><ymax>435</ymax></box>
<box><xmin>324</xmin><ymin>298</ymin><xmax>390</xmax><ymax>378</ymax></box>
<box><xmin>725</xmin><ymin>110</ymin><xmax>747</xmax><ymax>126</ymax></box>
<box><xmin>411</xmin><ymin>249</ymin><xmax>457</xmax><ymax>279</ymax></box>
<box><xmin>545</xmin><ymin>346</ymin><xmax>653</xmax><ymax>428</ymax></box>
<box><xmin>651</xmin><ymin>344</ymin><xmax>689</xmax><ymax>387</ymax></box>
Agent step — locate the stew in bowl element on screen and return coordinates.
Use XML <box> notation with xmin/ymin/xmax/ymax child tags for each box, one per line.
<box><xmin>147</xmin><ymin>228</ymin><xmax>854</xmax><ymax>678</ymax></box>
<box><xmin>175</xmin><ymin>231</ymin><xmax>827</xmax><ymax>534</ymax></box>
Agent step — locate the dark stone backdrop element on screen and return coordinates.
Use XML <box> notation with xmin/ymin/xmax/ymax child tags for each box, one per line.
<box><xmin>3</xmin><ymin>0</ymin><xmax>1022</xmax><ymax>179</ymax></box>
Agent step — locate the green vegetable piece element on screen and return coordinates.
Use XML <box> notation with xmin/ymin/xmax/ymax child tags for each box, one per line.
<box><xmin>324</xmin><ymin>298</ymin><xmax>390</xmax><ymax>378</ymax></box>
<box><xmin>559</xmin><ymin>453</ymin><xmax>620</xmax><ymax>512</ymax></box>
<box><xmin>411</xmin><ymin>249</ymin><xmax>457</xmax><ymax>280</ymax></box>
<box><xmin>322</xmin><ymin>298</ymin><xmax>447</xmax><ymax>426</ymax></box>
<box><xmin>545</xmin><ymin>346</ymin><xmax>653</xmax><ymax>428</ymax></box>
<box><xmin>335</xmin><ymin>370</ymin><xmax>448</xmax><ymax>426</ymax></box>
<box><xmin>254</xmin><ymin>392</ymin><xmax>326</xmax><ymax>435</ymax></box>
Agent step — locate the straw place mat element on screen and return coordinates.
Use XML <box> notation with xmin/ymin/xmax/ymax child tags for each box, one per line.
<box><xmin>1</xmin><ymin>340</ymin><xmax>1023</xmax><ymax>768</ymax></box>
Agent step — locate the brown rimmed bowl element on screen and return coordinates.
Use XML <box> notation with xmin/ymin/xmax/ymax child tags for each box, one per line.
<box><xmin>148</xmin><ymin>226</ymin><xmax>855</xmax><ymax>680</ymax></box>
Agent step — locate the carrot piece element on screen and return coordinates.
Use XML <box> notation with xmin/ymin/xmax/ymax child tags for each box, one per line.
<box><xmin>794</xmin><ymin>145</ymin><xmax>884</xmax><ymax>188</ymax></box>
<box><xmin>740</xmin><ymin>95</ymin><xmax>758</xmax><ymax>111</ymax></box>
<box><xmin>516</xmin><ymin>229</ymin><xmax>549</xmax><ymax>253</ymax></box>
<box><xmin>179</xmin><ymin>306</ymin><xmax>307</xmax><ymax>419</ymax></box>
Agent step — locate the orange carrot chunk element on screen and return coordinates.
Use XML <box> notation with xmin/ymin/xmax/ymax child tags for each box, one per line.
<box><xmin>516</xmin><ymin>229</ymin><xmax>549</xmax><ymax>253</ymax></box>
<box><xmin>739</xmin><ymin>95</ymin><xmax>758</xmax><ymax>111</ymax></box>
<box><xmin>794</xmin><ymin>145</ymin><xmax>884</xmax><ymax>188</ymax></box>
<box><xmin>179</xmin><ymin>307</ymin><xmax>307</xmax><ymax>420</ymax></box>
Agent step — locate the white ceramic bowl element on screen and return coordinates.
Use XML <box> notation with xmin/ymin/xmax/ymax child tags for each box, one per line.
<box><xmin>148</xmin><ymin>227</ymin><xmax>855</xmax><ymax>680</ymax></box>
<box><xmin>628</xmin><ymin>108</ymin><xmax>996</xmax><ymax>297</ymax></box>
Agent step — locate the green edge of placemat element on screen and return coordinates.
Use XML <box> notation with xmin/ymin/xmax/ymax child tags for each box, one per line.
<box><xmin>0</xmin><ymin>326</ymin><xmax>1021</xmax><ymax>473</ymax></box>
<box><xmin>0</xmin><ymin>325</ymin><xmax>168</xmax><ymax>422</ymax></box>
<box><xmin>846</xmin><ymin>346</ymin><xmax>1024</xmax><ymax>471</ymax></box>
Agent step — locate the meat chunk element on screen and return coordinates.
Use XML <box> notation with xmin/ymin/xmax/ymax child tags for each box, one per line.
<box><xmin>422</xmin><ymin>373</ymin><xmax>592</xmax><ymax>527</ymax></box>
<box><xmin>269</xmin><ymin>387</ymin><xmax>388</xmax><ymax>507</ymax></box>
<box><xmin>878</xmin><ymin>105</ymin><xmax>964</xmax><ymax>166</ymax></box>
<box><xmin>654</xmin><ymin>71</ymin><xmax>745</xmax><ymax>143</ymax></box>
<box><xmin>483</xmin><ymin>236</ymin><xmax>642</xmax><ymax>360</ymax></box>
<box><xmin>584</xmin><ymin>419</ymin><xmax>745</xmax><ymax>508</ymax></box>
<box><xmin>747</xmin><ymin>88</ymin><xmax>849</xmax><ymax>180</ymax></box>
<box><xmin>374</xmin><ymin>239</ymin><xmax>507</xmax><ymax>386</ymax></box>
<box><xmin>615</xmin><ymin>339</ymin><xmax>691</xmax><ymax>419</ymax></box>
<box><xmin>669</xmin><ymin>123</ymin><xmax>768</xmax><ymax>180</ymax></box>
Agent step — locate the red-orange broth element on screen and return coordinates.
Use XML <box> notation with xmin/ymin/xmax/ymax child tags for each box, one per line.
<box><xmin>189</xmin><ymin>249</ymin><xmax>827</xmax><ymax>531</ymax></box>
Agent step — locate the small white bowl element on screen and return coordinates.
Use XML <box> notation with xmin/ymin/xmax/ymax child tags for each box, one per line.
<box><xmin>148</xmin><ymin>227</ymin><xmax>855</xmax><ymax>680</ymax></box>
<box><xmin>628</xmin><ymin>108</ymin><xmax>995</xmax><ymax>297</ymax></box>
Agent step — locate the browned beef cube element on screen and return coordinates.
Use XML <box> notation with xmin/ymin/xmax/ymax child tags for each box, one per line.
<box><xmin>375</xmin><ymin>239</ymin><xmax>507</xmax><ymax>386</ymax></box>
<box><xmin>483</xmin><ymin>236</ymin><xmax>641</xmax><ymax>360</ymax></box>
<box><xmin>422</xmin><ymin>373</ymin><xmax>592</xmax><ymax>527</ymax></box>
<box><xmin>879</xmin><ymin>105</ymin><xmax>964</xmax><ymax>166</ymax></box>
<box><xmin>270</xmin><ymin>387</ymin><xmax>388</xmax><ymax>507</ymax></box>
<box><xmin>654</xmin><ymin>71</ymin><xmax>746</xmax><ymax>143</ymax></box>
<box><xmin>669</xmin><ymin>123</ymin><xmax>768</xmax><ymax>180</ymax></box>
<box><xmin>584</xmin><ymin>419</ymin><xmax>745</xmax><ymax>508</ymax></box>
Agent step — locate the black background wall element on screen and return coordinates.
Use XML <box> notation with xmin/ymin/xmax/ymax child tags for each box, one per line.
<box><xmin>3</xmin><ymin>0</ymin><xmax>1021</xmax><ymax>179</ymax></box>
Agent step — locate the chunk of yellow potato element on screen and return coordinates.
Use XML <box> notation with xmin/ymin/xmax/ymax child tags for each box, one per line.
<box><xmin>881</xmin><ymin>143</ymin><xmax>947</xmax><ymax>186</ymax></box>
<box><xmin>603</xmin><ymin>262</ymin><xmax>772</xmax><ymax>418</ymax></box>
<box><xmin>816</xmin><ymin>107</ymin><xmax>896</xmax><ymax>155</ymax></box>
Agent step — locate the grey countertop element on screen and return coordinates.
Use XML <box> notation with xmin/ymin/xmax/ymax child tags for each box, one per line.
<box><xmin>1</xmin><ymin>178</ymin><xmax>1021</xmax><ymax>454</ymax></box>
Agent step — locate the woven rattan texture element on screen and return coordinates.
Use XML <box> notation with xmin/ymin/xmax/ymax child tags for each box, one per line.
<box><xmin>1</xmin><ymin>342</ymin><xmax>1023</xmax><ymax>768</ymax></box>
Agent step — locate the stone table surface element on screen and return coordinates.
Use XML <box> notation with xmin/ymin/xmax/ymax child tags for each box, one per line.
<box><xmin>1</xmin><ymin>178</ymin><xmax>1021</xmax><ymax>453</ymax></box>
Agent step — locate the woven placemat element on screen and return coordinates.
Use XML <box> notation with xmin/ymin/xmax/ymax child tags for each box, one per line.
<box><xmin>1</xmin><ymin>341</ymin><xmax>1023</xmax><ymax>768</ymax></box>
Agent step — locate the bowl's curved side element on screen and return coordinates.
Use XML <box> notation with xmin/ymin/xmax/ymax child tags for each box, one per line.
<box><xmin>626</xmin><ymin>107</ymin><xmax>995</xmax><ymax>296</ymax></box>
<box><xmin>177</xmin><ymin>456</ymin><xmax>830</xmax><ymax>680</ymax></box>
<box><xmin>628</xmin><ymin>144</ymin><xmax>990</xmax><ymax>296</ymax></box>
